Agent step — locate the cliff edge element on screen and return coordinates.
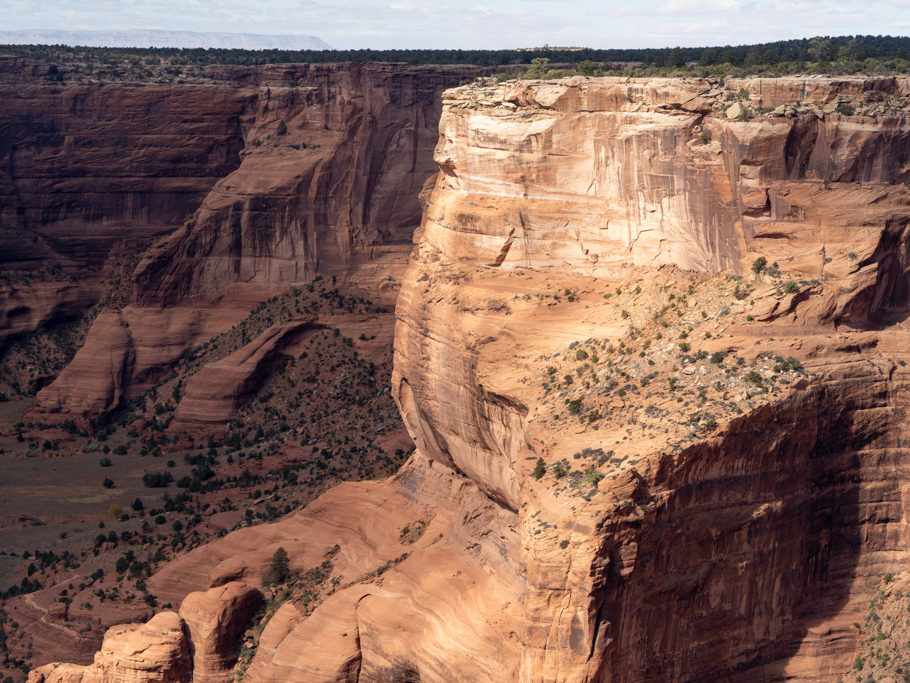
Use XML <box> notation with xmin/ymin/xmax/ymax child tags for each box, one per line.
<box><xmin>34</xmin><ymin>75</ymin><xmax>910</xmax><ymax>682</ymax></box>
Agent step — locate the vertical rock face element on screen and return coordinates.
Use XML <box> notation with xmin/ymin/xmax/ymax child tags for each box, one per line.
<box><xmin>28</xmin><ymin>584</ymin><xmax>261</xmax><ymax>683</ymax></box>
<box><xmin>132</xmin><ymin>63</ymin><xmax>480</xmax><ymax>306</ymax></box>
<box><xmin>426</xmin><ymin>77</ymin><xmax>910</xmax><ymax>290</ymax></box>
<box><xmin>27</xmin><ymin>76</ymin><xmax>910</xmax><ymax>682</ymax></box>
<box><xmin>179</xmin><ymin>582</ymin><xmax>263</xmax><ymax>682</ymax></box>
<box><xmin>0</xmin><ymin>57</ymin><xmax>251</xmax><ymax>350</ymax></box>
<box><xmin>0</xmin><ymin>59</ymin><xmax>479</xmax><ymax>421</ymax></box>
<box><xmin>0</xmin><ymin>61</ymin><xmax>249</xmax><ymax>268</ymax></box>
<box><xmin>389</xmin><ymin>76</ymin><xmax>910</xmax><ymax>682</ymax></box>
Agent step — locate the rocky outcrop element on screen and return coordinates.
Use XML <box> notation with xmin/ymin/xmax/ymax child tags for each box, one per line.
<box><xmin>28</xmin><ymin>584</ymin><xmax>261</xmax><ymax>683</ymax></box>
<box><xmin>28</xmin><ymin>611</ymin><xmax>191</xmax><ymax>683</ymax></box>
<box><xmin>171</xmin><ymin>316</ymin><xmax>315</xmax><ymax>430</ymax></box>
<box><xmin>150</xmin><ymin>453</ymin><xmax>522</xmax><ymax>682</ymax></box>
<box><xmin>0</xmin><ymin>278</ymin><xmax>99</xmax><ymax>351</ymax></box>
<box><xmin>392</xmin><ymin>76</ymin><xmax>910</xmax><ymax>681</ymax></box>
<box><xmin>179</xmin><ymin>582</ymin><xmax>263</xmax><ymax>682</ymax></box>
<box><xmin>31</xmin><ymin>310</ymin><xmax>133</xmax><ymax>416</ymax></box>
<box><xmin>29</xmin><ymin>76</ymin><xmax>910</xmax><ymax>682</ymax></box>
<box><xmin>426</xmin><ymin>77</ymin><xmax>910</xmax><ymax>311</ymax></box>
<box><xmin>29</xmin><ymin>304</ymin><xmax>249</xmax><ymax>423</ymax></box>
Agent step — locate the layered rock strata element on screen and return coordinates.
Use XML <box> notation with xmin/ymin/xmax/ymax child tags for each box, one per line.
<box><xmin>28</xmin><ymin>583</ymin><xmax>261</xmax><ymax>683</ymax></box>
<box><xmin>33</xmin><ymin>76</ymin><xmax>910</xmax><ymax>681</ymax></box>
<box><xmin>0</xmin><ymin>59</ymin><xmax>478</xmax><ymax>422</ymax></box>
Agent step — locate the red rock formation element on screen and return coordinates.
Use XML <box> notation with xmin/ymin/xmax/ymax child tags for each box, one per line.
<box><xmin>28</xmin><ymin>76</ymin><xmax>910</xmax><ymax>682</ymax></box>
<box><xmin>0</xmin><ymin>56</ymin><xmax>254</xmax><ymax>383</ymax></box>
<box><xmin>27</xmin><ymin>583</ymin><xmax>261</xmax><ymax>683</ymax></box>
<box><xmin>152</xmin><ymin>453</ymin><xmax>522</xmax><ymax>682</ymax></box>
<box><xmin>0</xmin><ymin>60</ymin><xmax>248</xmax><ymax>270</ymax></box>
<box><xmin>2</xmin><ymin>59</ymin><xmax>478</xmax><ymax>423</ymax></box>
<box><xmin>171</xmin><ymin>316</ymin><xmax>315</xmax><ymax>430</ymax></box>
<box><xmin>0</xmin><ymin>279</ymin><xmax>99</xmax><ymax>351</ymax></box>
<box><xmin>179</xmin><ymin>582</ymin><xmax>262</xmax><ymax>682</ymax></box>
<box><xmin>132</xmin><ymin>63</ymin><xmax>479</xmax><ymax>306</ymax></box>
<box><xmin>28</xmin><ymin>611</ymin><xmax>191</xmax><ymax>682</ymax></box>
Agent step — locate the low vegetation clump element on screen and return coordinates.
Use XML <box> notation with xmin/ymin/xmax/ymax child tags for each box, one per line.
<box><xmin>532</xmin><ymin>270</ymin><xmax>817</xmax><ymax>501</ymax></box>
<box><xmin>264</xmin><ymin>547</ymin><xmax>290</xmax><ymax>586</ymax></box>
<box><xmin>6</xmin><ymin>36</ymin><xmax>910</xmax><ymax>83</ymax></box>
<box><xmin>853</xmin><ymin>573</ymin><xmax>910</xmax><ymax>682</ymax></box>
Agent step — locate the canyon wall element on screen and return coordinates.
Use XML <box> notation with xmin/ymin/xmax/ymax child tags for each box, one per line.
<box><xmin>391</xmin><ymin>75</ymin><xmax>910</xmax><ymax>681</ymax></box>
<box><xmin>0</xmin><ymin>56</ymin><xmax>247</xmax><ymax>270</ymax></box>
<box><xmin>28</xmin><ymin>75</ymin><xmax>910</xmax><ymax>682</ymax></box>
<box><xmin>0</xmin><ymin>58</ymin><xmax>479</xmax><ymax>419</ymax></box>
<box><xmin>132</xmin><ymin>62</ymin><xmax>477</xmax><ymax>306</ymax></box>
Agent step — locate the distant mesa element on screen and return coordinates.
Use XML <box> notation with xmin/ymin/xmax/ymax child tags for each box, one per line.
<box><xmin>0</xmin><ymin>29</ymin><xmax>332</xmax><ymax>50</ymax></box>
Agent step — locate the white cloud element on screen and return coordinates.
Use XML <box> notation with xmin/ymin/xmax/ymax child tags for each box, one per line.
<box><xmin>657</xmin><ymin>0</ymin><xmax>742</xmax><ymax>14</ymax></box>
<box><xmin>1</xmin><ymin>0</ymin><xmax>905</xmax><ymax>49</ymax></box>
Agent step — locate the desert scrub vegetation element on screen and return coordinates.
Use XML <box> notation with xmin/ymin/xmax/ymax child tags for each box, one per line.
<box><xmin>852</xmin><ymin>572</ymin><xmax>910</xmax><ymax>682</ymax></box>
<box><xmin>531</xmin><ymin>271</ymin><xmax>816</xmax><ymax>497</ymax></box>
<box><xmin>8</xmin><ymin>36</ymin><xmax>910</xmax><ymax>85</ymax></box>
<box><xmin>237</xmin><ymin>544</ymin><xmax>341</xmax><ymax>680</ymax></box>
<box><xmin>0</xmin><ymin>256</ymin><xmax>139</xmax><ymax>400</ymax></box>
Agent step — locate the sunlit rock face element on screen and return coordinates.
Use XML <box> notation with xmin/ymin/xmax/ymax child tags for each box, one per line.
<box><xmin>30</xmin><ymin>75</ymin><xmax>910</xmax><ymax>682</ymax></box>
<box><xmin>391</xmin><ymin>76</ymin><xmax>910</xmax><ymax>681</ymax></box>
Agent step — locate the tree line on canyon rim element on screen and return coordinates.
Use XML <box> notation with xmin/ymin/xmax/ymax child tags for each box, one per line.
<box><xmin>3</xmin><ymin>35</ymin><xmax>910</xmax><ymax>81</ymax></box>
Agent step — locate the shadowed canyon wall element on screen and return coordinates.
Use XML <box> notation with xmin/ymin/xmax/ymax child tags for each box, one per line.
<box><xmin>0</xmin><ymin>58</ymin><xmax>480</xmax><ymax>423</ymax></box>
<box><xmin>23</xmin><ymin>74</ymin><xmax>910</xmax><ymax>682</ymax></box>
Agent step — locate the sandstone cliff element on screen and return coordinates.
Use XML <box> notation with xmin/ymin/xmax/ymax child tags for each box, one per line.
<box><xmin>0</xmin><ymin>60</ymin><xmax>478</xmax><ymax>422</ymax></box>
<box><xmin>1</xmin><ymin>58</ymin><xmax>473</xmax><ymax>673</ymax></box>
<box><xmin>30</xmin><ymin>75</ymin><xmax>910</xmax><ymax>682</ymax></box>
<box><xmin>132</xmin><ymin>63</ymin><xmax>474</xmax><ymax>306</ymax></box>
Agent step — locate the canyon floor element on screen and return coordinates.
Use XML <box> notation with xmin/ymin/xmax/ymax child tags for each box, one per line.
<box><xmin>0</xmin><ymin>262</ymin><xmax>415</xmax><ymax>679</ymax></box>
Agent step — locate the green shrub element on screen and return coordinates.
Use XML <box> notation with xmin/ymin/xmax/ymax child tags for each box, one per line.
<box><xmin>142</xmin><ymin>471</ymin><xmax>173</xmax><ymax>488</ymax></box>
<box><xmin>265</xmin><ymin>547</ymin><xmax>290</xmax><ymax>585</ymax></box>
<box><xmin>744</xmin><ymin>370</ymin><xmax>764</xmax><ymax>386</ymax></box>
<box><xmin>751</xmin><ymin>256</ymin><xmax>767</xmax><ymax>274</ymax></box>
<box><xmin>525</xmin><ymin>57</ymin><xmax>550</xmax><ymax>79</ymax></box>
<box><xmin>532</xmin><ymin>458</ymin><xmax>546</xmax><ymax>480</ymax></box>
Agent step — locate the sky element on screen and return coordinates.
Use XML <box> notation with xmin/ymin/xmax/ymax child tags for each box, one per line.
<box><xmin>3</xmin><ymin>0</ymin><xmax>910</xmax><ymax>50</ymax></box>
